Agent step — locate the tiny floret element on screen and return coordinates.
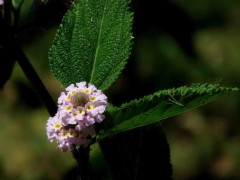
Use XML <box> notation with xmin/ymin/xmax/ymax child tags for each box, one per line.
<box><xmin>46</xmin><ymin>82</ymin><xmax>107</xmax><ymax>152</ymax></box>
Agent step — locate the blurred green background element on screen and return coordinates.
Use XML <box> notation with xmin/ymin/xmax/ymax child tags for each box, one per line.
<box><xmin>1</xmin><ymin>0</ymin><xmax>240</xmax><ymax>179</ymax></box>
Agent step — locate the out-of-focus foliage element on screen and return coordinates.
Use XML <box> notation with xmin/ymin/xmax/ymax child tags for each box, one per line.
<box><xmin>0</xmin><ymin>0</ymin><xmax>240</xmax><ymax>179</ymax></box>
<box><xmin>12</xmin><ymin>0</ymin><xmax>23</xmax><ymax>9</ymax></box>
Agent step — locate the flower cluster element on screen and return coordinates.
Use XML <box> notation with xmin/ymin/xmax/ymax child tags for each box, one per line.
<box><xmin>46</xmin><ymin>82</ymin><xmax>107</xmax><ymax>152</ymax></box>
<box><xmin>0</xmin><ymin>0</ymin><xmax>3</xmax><ymax>6</ymax></box>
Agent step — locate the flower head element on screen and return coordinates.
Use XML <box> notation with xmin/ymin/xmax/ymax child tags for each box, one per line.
<box><xmin>46</xmin><ymin>82</ymin><xmax>108</xmax><ymax>151</ymax></box>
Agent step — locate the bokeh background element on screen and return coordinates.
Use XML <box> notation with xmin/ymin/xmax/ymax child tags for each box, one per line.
<box><xmin>0</xmin><ymin>0</ymin><xmax>240</xmax><ymax>179</ymax></box>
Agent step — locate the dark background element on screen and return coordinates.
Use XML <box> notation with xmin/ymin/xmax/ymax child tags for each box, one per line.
<box><xmin>0</xmin><ymin>0</ymin><xmax>240</xmax><ymax>179</ymax></box>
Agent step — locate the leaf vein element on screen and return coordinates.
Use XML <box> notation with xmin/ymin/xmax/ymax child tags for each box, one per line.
<box><xmin>90</xmin><ymin>0</ymin><xmax>108</xmax><ymax>83</ymax></box>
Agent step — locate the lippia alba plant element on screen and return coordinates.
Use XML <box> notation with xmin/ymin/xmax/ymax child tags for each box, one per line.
<box><xmin>46</xmin><ymin>0</ymin><xmax>237</xmax><ymax>179</ymax></box>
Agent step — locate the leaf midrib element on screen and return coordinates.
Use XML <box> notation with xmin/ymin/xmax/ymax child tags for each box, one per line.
<box><xmin>90</xmin><ymin>0</ymin><xmax>108</xmax><ymax>84</ymax></box>
<box><xmin>100</xmin><ymin>91</ymin><xmax>230</xmax><ymax>139</ymax></box>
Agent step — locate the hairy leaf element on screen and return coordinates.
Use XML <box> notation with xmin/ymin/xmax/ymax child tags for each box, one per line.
<box><xmin>49</xmin><ymin>0</ymin><xmax>133</xmax><ymax>90</ymax></box>
<box><xmin>97</xmin><ymin>84</ymin><xmax>238</xmax><ymax>140</ymax></box>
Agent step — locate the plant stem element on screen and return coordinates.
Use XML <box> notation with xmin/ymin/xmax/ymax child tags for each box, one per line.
<box><xmin>79</xmin><ymin>146</ymin><xmax>90</xmax><ymax>180</ymax></box>
<box><xmin>16</xmin><ymin>48</ymin><xmax>90</xmax><ymax>180</ymax></box>
<box><xmin>73</xmin><ymin>146</ymin><xmax>90</xmax><ymax>180</ymax></box>
<box><xmin>4</xmin><ymin>0</ymin><xmax>12</xmax><ymax>28</ymax></box>
<box><xmin>16</xmin><ymin>48</ymin><xmax>57</xmax><ymax>116</ymax></box>
<box><xmin>6</xmin><ymin>2</ymin><xmax>90</xmax><ymax>179</ymax></box>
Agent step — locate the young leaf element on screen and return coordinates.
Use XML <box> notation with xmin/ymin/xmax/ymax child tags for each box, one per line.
<box><xmin>49</xmin><ymin>0</ymin><xmax>133</xmax><ymax>90</ymax></box>
<box><xmin>97</xmin><ymin>84</ymin><xmax>238</xmax><ymax>140</ymax></box>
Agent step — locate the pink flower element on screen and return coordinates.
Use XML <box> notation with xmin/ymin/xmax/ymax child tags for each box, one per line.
<box><xmin>46</xmin><ymin>116</ymin><xmax>63</xmax><ymax>142</ymax></box>
<box><xmin>58</xmin><ymin>92</ymin><xmax>67</xmax><ymax>104</ymax></box>
<box><xmin>46</xmin><ymin>82</ymin><xmax>108</xmax><ymax>151</ymax></box>
<box><xmin>76</xmin><ymin>82</ymin><xmax>86</xmax><ymax>88</ymax></box>
<box><xmin>75</xmin><ymin>107</ymin><xmax>85</xmax><ymax>120</ymax></box>
<box><xmin>0</xmin><ymin>0</ymin><xmax>3</xmax><ymax>5</ymax></box>
<box><xmin>85</xmin><ymin>102</ymin><xmax>98</xmax><ymax>116</ymax></box>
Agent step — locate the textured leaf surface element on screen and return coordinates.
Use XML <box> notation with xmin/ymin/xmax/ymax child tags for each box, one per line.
<box><xmin>49</xmin><ymin>0</ymin><xmax>133</xmax><ymax>90</ymax></box>
<box><xmin>97</xmin><ymin>84</ymin><xmax>238</xmax><ymax>140</ymax></box>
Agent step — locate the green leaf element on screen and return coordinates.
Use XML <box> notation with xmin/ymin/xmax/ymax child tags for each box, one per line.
<box><xmin>97</xmin><ymin>84</ymin><xmax>238</xmax><ymax>140</ymax></box>
<box><xmin>49</xmin><ymin>0</ymin><xmax>133</xmax><ymax>90</ymax></box>
<box><xmin>12</xmin><ymin>0</ymin><xmax>23</xmax><ymax>9</ymax></box>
